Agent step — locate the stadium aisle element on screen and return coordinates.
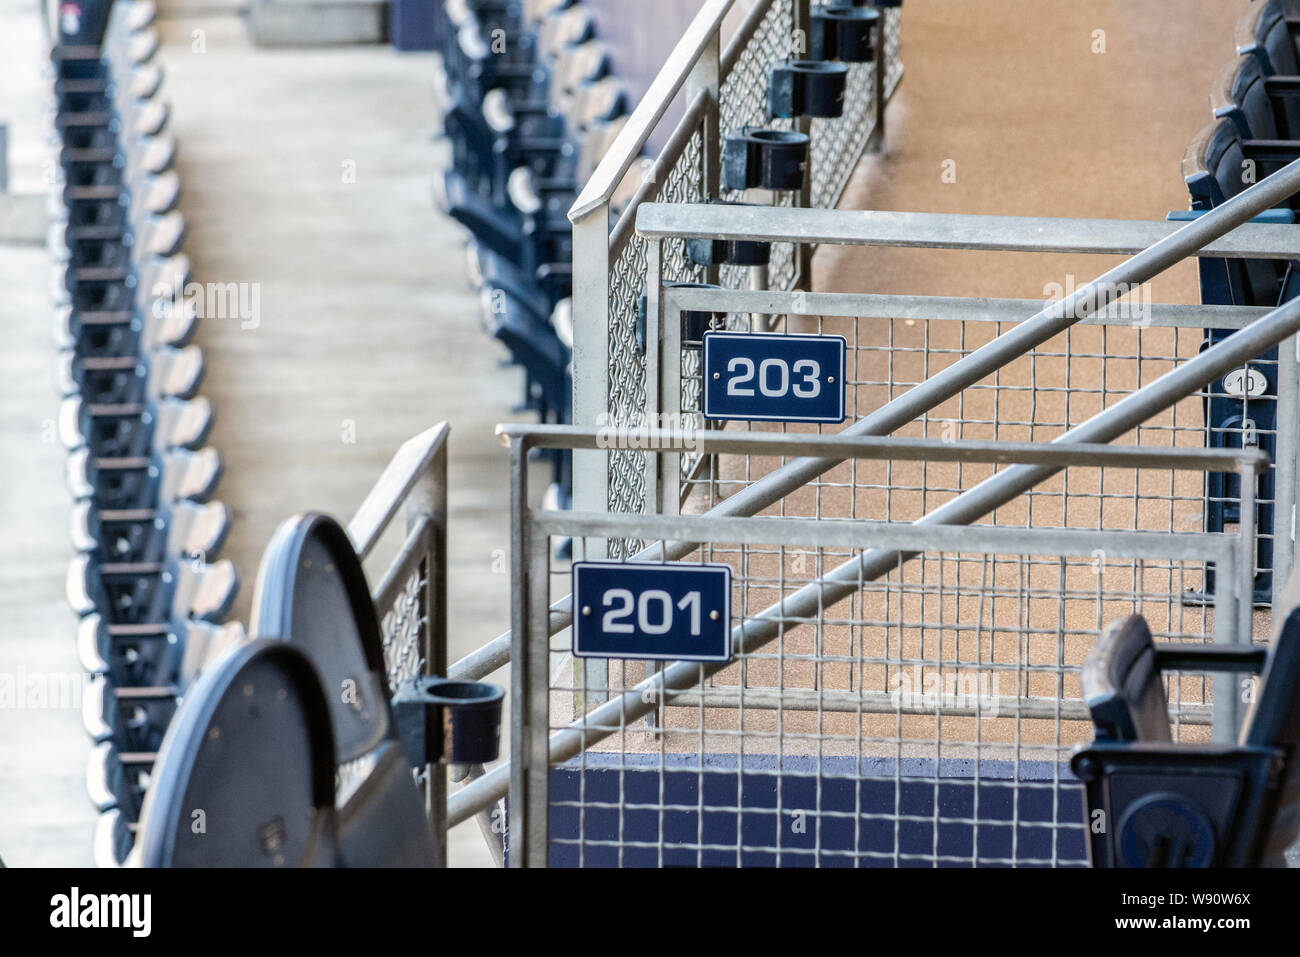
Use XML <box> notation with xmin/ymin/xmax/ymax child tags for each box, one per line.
<box><xmin>151</xmin><ymin>10</ymin><xmax>523</xmax><ymax>864</ymax></box>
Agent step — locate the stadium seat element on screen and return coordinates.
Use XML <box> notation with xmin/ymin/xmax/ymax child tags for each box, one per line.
<box><xmin>69</xmin><ymin>498</ymin><xmax>230</xmax><ymax>566</ymax></box>
<box><xmin>1074</xmin><ymin>605</ymin><xmax>1300</xmax><ymax>867</ymax></box>
<box><xmin>1181</xmin><ymin>115</ymin><xmax>1300</xmax><ymax>601</ymax></box>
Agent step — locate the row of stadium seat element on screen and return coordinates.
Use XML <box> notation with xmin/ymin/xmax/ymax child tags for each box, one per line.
<box><xmin>434</xmin><ymin>0</ymin><xmax>607</xmax><ymax>509</ymax></box>
<box><xmin>1177</xmin><ymin>0</ymin><xmax>1300</xmax><ymax>603</ymax></box>
<box><xmin>45</xmin><ymin>0</ymin><xmax>243</xmax><ymax>867</ymax></box>
<box><xmin>1071</xmin><ymin>0</ymin><xmax>1300</xmax><ymax>868</ymax></box>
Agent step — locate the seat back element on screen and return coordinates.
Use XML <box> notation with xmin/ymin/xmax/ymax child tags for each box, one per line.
<box><xmin>1243</xmin><ymin>579</ymin><xmax>1300</xmax><ymax>863</ymax></box>
<box><xmin>134</xmin><ymin>640</ymin><xmax>340</xmax><ymax>866</ymax></box>
<box><xmin>1183</xmin><ymin>117</ymin><xmax>1286</xmax><ymax>306</ymax></box>
<box><xmin>251</xmin><ymin>513</ymin><xmax>392</xmax><ymax>764</ymax></box>
<box><xmin>1237</xmin><ymin>0</ymin><xmax>1300</xmax><ymax>75</ymax></box>
<box><xmin>1080</xmin><ymin>614</ymin><xmax>1174</xmax><ymax>743</ymax></box>
<box><xmin>1206</xmin><ymin>53</ymin><xmax>1289</xmax><ymax>140</ymax></box>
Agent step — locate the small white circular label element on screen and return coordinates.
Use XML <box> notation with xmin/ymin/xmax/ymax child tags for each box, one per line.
<box><xmin>1222</xmin><ymin>367</ymin><xmax>1268</xmax><ymax>398</ymax></box>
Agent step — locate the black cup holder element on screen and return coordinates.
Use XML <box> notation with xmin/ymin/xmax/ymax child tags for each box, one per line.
<box><xmin>636</xmin><ymin>282</ymin><xmax>726</xmax><ymax>352</ymax></box>
<box><xmin>810</xmin><ymin>6</ymin><xmax>880</xmax><ymax>63</ymax></box>
<box><xmin>685</xmin><ymin>201</ymin><xmax>772</xmax><ymax>267</ymax></box>
<box><xmin>723</xmin><ymin>128</ymin><xmax>810</xmax><ymax>191</ymax></box>
<box><xmin>393</xmin><ymin>675</ymin><xmax>505</xmax><ymax>767</ymax></box>
<box><xmin>769</xmin><ymin>60</ymin><xmax>849</xmax><ymax>119</ymax></box>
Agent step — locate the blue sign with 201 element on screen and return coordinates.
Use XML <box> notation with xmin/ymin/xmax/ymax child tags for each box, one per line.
<box><xmin>703</xmin><ymin>331</ymin><xmax>846</xmax><ymax>424</ymax></box>
<box><xmin>572</xmin><ymin>562</ymin><xmax>732</xmax><ymax>662</ymax></box>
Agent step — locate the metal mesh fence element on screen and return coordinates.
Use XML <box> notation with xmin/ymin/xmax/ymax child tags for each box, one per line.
<box><xmin>884</xmin><ymin>6</ymin><xmax>903</xmax><ymax>92</ymax></box>
<box><xmin>808</xmin><ymin>57</ymin><xmax>878</xmax><ymax>210</ymax></box>
<box><xmin>606</xmin><ymin>129</ymin><xmax>708</xmax><ymax>554</ymax></box>
<box><xmin>338</xmin><ymin>557</ymin><xmax>431</xmax><ymax>798</ymax></box>
<box><xmin>536</xmin><ymin>514</ymin><xmax>1237</xmax><ymax>866</ymax></box>
<box><xmin>598</xmin><ymin>0</ymin><xmax>905</xmax><ymax>531</ymax></box>
<box><xmin>377</xmin><ymin>558</ymin><xmax>429</xmax><ymax>690</ymax></box>
<box><xmin>672</xmin><ymin>310</ymin><xmax>1278</xmax><ymax>622</ymax></box>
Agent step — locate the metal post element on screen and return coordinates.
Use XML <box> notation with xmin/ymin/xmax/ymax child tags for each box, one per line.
<box><xmin>686</xmin><ymin>20</ymin><xmax>721</xmax><ymax>255</ymax></box>
<box><xmin>569</xmin><ymin>205</ymin><xmax>612</xmax><ymax>708</ymax></box>
<box><xmin>409</xmin><ymin>433</ymin><xmax>449</xmax><ymax>865</ymax></box>
<box><xmin>1274</xmin><ymin>333</ymin><xmax>1300</xmax><ymax>615</ymax></box>
<box><xmin>793</xmin><ymin>0</ymin><xmax>813</xmax><ymax>289</ymax></box>
<box><xmin>868</xmin><ymin>6</ymin><xmax>887</xmax><ymax>154</ymax></box>
<box><xmin>645</xmin><ymin>238</ymin><xmax>664</xmax><ymax>512</ymax></box>
<box><xmin>507</xmin><ymin>436</ymin><xmax>534</xmax><ymax>867</ymax></box>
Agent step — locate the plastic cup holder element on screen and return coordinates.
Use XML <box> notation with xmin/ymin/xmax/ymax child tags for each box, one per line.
<box><xmin>394</xmin><ymin>675</ymin><xmax>505</xmax><ymax>766</ymax></box>
<box><xmin>723</xmin><ymin>128</ymin><xmax>810</xmax><ymax>191</ymax></box>
<box><xmin>686</xmin><ymin>201</ymin><xmax>773</xmax><ymax>267</ymax></box>
<box><xmin>810</xmin><ymin>6</ymin><xmax>880</xmax><ymax>63</ymax></box>
<box><xmin>769</xmin><ymin>60</ymin><xmax>850</xmax><ymax>118</ymax></box>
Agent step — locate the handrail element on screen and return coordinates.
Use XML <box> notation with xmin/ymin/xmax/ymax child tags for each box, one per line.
<box><xmin>663</xmin><ymin>286</ymin><xmax>1272</xmax><ymax>328</ymax></box>
<box><xmin>492</xmin><ymin>425</ymin><xmax>1271</xmax><ymax>475</ymax></box>
<box><xmin>636</xmin><ymin>203</ymin><xmax>1300</xmax><ymax>258</ymax></box>
<box><xmin>567</xmin><ymin>0</ymin><xmax>735</xmax><ymax>223</ymax></box>
<box><xmin>347</xmin><ymin>423</ymin><xmax>450</xmax><ymax>561</ymax></box>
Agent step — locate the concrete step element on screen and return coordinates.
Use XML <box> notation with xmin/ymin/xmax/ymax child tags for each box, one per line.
<box><xmin>246</xmin><ymin>0</ymin><xmax>386</xmax><ymax>47</ymax></box>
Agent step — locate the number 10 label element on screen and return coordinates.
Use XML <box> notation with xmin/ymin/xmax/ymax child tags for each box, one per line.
<box><xmin>573</xmin><ymin>562</ymin><xmax>732</xmax><ymax>662</ymax></box>
<box><xmin>703</xmin><ymin>331</ymin><xmax>846</xmax><ymax>424</ymax></box>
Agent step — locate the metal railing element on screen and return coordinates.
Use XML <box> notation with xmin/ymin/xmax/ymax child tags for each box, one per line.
<box><xmin>456</xmin><ymin>426</ymin><xmax>1263</xmax><ymax>866</ymax></box>
<box><xmin>568</xmin><ymin>0</ymin><xmax>905</xmax><ymax>554</ymax></box>
<box><xmin>448</xmin><ymin>157</ymin><xmax>1300</xmax><ymax>709</ymax></box>
<box><xmin>345</xmin><ymin>423</ymin><xmax>451</xmax><ymax>853</ymax></box>
<box><xmin>632</xmin><ymin>177</ymin><xmax>1300</xmax><ymax>617</ymax></box>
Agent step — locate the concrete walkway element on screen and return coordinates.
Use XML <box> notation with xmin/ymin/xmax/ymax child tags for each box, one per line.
<box><xmin>153</xmin><ymin>8</ymin><xmax>520</xmax><ymax>864</ymax></box>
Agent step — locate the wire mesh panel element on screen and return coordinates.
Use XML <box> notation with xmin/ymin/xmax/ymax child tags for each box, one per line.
<box><xmin>606</xmin><ymin>128</ymin><xmax>708</xmax><ymax>551</ymax></box>
<box><xmin>883</xmin><ymin>6</ymin><xmax>903</xmax><ymax>93</ymax></box>
<box><xmin>719</xmin><ymin>0</ymin><xmax>797</xmax><ymax>137</ymax></box>
<box><xmin>519</xmin><ymin>498</ymin><xmax>1245</xmax><ymax>867</ymax></box>
<box><xmin>718</xmin><ymin>0</ymin><xmax>799</xmax><ymax>290</ymax></box>
<box><xmin>658</xmin><ymin>291</ymin><xmax>1280</xmax><ymax>627</ymax></box>
<box><xmin>589</xmin><ymin>0</ymin><xmax>906</xmax><ymax>537</ymax></box>
<box><xmin>376</xmin><ymin>557</ymin><xmax>430</xmax><ymax>690</ymax></box>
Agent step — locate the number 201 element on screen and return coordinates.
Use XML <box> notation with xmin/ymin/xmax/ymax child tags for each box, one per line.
<box><xmin>601</xmin><ymin>588</ymin><xmax>702</xmax><ymax>636</ymax></box>
<box><xmin>726</xmin><ymin>357</ymin><xmax>821</xmax><ymax>399</ymax></box>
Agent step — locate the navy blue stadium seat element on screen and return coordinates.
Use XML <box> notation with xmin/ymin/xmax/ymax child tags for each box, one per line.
<box><xmin>1074</xmin><ymin>606</ymin><xmax>1300</xmax><ymax>867</ymax></box>
<box><xmin>1181</xmin><ymin>116</ymin><xmax>1300</xmax><ymax>602</ymax></box>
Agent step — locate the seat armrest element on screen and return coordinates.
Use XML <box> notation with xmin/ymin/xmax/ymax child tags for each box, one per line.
<box><xmin>1265</xmin><ymin>74</ymin><xmax>1300</xmax><ymax>98</ymax></box>
<box><xmin>1243</xmin><ymin>138</ymin><xmax>1300</xmax><ymax>162</ymax></box>
<box><xmin>1153</xmin><ymin>643</ymin><xmax>1269</xmax><ymax>674</ymax></box>
<box><xmin>1072</xmin><ymin>742</ymin><xmax>1281</xmax><ymax>867</ymax></box>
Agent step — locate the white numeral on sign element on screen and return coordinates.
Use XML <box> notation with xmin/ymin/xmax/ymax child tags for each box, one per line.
<box><xmin>792</xmin><ymin>359</ymin><xmax>821</xmax><ymax>398</ymax></box>
<box><xmin>727</xmin><ymin>356</ymin><xmax>820</xmax><ymax>399</ymax></box>
<box><xmin>600</xmin><ymin>588</ymin><xmax>704</xmax><ymax>636</ymax></box>
<box><xmin>727</xmin><ymin>357</ymin><xmax>755</xmax><ymax>396</ymax></box>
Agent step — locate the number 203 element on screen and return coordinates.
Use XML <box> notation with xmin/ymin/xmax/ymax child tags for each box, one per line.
<box><xmin>726</xmin><ymin>357</ymin><xmax>821</xmax><ymax>399</ymax></box>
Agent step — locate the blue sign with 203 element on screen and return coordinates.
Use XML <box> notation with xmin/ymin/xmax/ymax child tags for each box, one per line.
<box><xmin>572</xmin><ymin>562</ymin><xmax>732</xmax><ymax>662</ymax></box>
<box><xmin>703</xmin><ymin>331</ymin><xmax>846</xmax><ymax>424</ymax></box>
